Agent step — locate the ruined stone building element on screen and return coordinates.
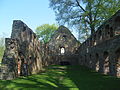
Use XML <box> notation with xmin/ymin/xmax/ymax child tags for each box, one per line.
<box><xmin>0</xmin><ymin>10</ymin><xmax>120</xmax><ymax>80</ymax></box>
<box><xmin>48</xmin><ymin>26</ymin><xmax>80</xmax><ymax>65</ymax></box>
<box><xmin>0</xmin><ymin>20</ymin><xmax>80</xmax><ymax>80</ymax></box>
<box><xmin>78</xmin><ymin>10</ymin><xmax>120</xmax><ymax>77</ymax></box>
<box><xmin>0</xmin><ymin>21</ymin><xmax>43</xmax><ymax>80</ymax></box>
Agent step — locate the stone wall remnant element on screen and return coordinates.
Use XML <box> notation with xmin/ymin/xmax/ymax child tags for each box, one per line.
<box><xmin>0</xmin><ymin>20</ymin><xmax>43</xmax><ymax>80</ymax></box>
<box><xmin>78</xmin><ymin>10</ymin><xmax>120</xmax><ymax>77</ymax></box>
<box><xmin>1</xmin><ymin>10</ymin><xmax>120</xmax><ymax>79</ymax></box>
<box><xmin>48</xmin><ymin>26</ymin><xmax>80</xmax><ymax>65</ymax></box>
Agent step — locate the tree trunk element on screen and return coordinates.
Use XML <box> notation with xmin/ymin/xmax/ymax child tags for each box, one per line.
<box><xmin>90</xmin><ymin>25</ymin><xmax>95</xmax><ymax>35</ymax></box>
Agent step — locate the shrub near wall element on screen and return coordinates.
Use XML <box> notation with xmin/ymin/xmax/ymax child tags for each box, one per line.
<box><xmin>0</xmin><ymin>37</ymin><xmax>5</xmax><ymax>63</ymax></box>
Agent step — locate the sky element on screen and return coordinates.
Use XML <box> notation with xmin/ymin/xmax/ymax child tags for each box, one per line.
<box><xmin>0</xmin><ymin>0</ymin><xmax>56</xmax><ymax>37</ymax></box>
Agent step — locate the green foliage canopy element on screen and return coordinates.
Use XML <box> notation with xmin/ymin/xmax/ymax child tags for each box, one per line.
<box><xmin>49</xmin><ymin>0</ymin><xmax>120</xmax><ymax>41</ymax></box>
<box><xmin>35</xmin><ymin>24</ymin><xmax>58</xmax><ymax>43</ymax></box>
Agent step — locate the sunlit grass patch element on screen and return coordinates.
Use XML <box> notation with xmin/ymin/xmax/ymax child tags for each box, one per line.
<box><xmin>0</xmin><ymin>65</ymin><xmax>120</xmax><ymax>90</ymax></box>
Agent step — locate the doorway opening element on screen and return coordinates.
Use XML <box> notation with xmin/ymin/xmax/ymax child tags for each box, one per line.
<box><xmin>60</xmin><ymin>61</ymin><xmax>71</xmax><ymax>65</ymax></box>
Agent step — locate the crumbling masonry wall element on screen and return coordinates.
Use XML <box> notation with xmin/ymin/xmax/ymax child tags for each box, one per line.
<box><xmin>48</xmin><ymin>26</ymin><xmax>80</xmax><ymax>65</ymax></box>
<box><xmin>78</xmin><ymin>10</ymin><xmax>120</xmax><ymax>77</ymax></box>
<box><xmin>38</xmin><ymin>26</ymin><xmax>80</xmax><ymax>66</ymax></box>
<box><xmin>0</xmin><ymin>20</ymin><xmax>80</xmax><ymax>80</ymax></box>
<box><xmin>0</xmin><ymin>20</ymin><xmax>43</xmax><ymax>80</ymax></box>
<box><xmin>0</xmin><ymin>10</ymin><xmax>120</xmax><ymax>80</ymax></box>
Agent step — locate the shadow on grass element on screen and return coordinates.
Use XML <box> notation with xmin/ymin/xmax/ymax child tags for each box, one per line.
<box><xmin>0</xmin><ymin>65</ymin><xmax>69</xmax><ymax>90</ymax></box>
<box><xmin>66</xmin><ymin>65</ymin><xmax>120</xmax><ymax>90</ymax></box>
<box><xmin>0</xmin><ymin>65</ymin><xmax>120</xmax><ymax>90</ymax></box>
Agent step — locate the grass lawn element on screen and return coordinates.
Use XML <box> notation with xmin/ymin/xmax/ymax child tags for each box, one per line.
<box><xmin>0</xmin><ymin>65</ymin><xmax>120</xmax><ymax>90</ymax></box>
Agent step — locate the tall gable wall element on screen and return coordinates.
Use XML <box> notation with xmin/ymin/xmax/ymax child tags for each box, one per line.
<box><xmin>0</xmin><ymin>20</ymin><xmax>43</xmax><ymax>80</ymax></box>
<box><xmin>48</xmin><ymin>26</ymin><xmax>80</xmax><ymax>65</ymax></box>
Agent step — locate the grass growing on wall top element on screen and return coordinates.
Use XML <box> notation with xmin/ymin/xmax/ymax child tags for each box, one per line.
<box><xmin>0</xmin><ymin>65</ymin><xmax>120</xmax><ymax>90</ymax></box>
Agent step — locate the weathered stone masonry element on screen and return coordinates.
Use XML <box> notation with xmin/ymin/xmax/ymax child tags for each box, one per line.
<box><xmin>78</xmin><ymin>10</ymin><xmax>120</xmax><ymax>77</ymax></box>
<box><xmin>0</xmin><ymin>10</ymin><xmax>120</xmax><ymax>80</ymax></box>
<box><xmin>0</xmin><ymin>20</ymin><xmax>79</xmax><ymax>80</ymax></box>
<box><xmin>48</xmin><ymin>26</ymin><xmax>80</xmax><ymax>65</ymax></box>
<box><xmin>0</xmin><ymin>20</ymin><xmax>43</xmax><ymax>80</ymax></box>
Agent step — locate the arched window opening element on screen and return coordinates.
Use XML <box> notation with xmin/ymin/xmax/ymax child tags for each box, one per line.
<box><xmin>115</xmin><ymin>16</ymin><xmax>120</xmax><ymax>23</ymax></box>
<box><xmin>60</xmin><ymin>47</ymin><xmax>65</xmax><ymax>55</ymax></box>
<box><xmin>105</xmin><ymin>25</ymin><xmax>109</xmax><ymax>30</ymax></box>
<box><xmin>30</xmin><ymin>31</ymin><xmax>32</xmax><ymax>35</ymax></box>
<box><xmin>93</xmin><ymin>34</ymin><xmax>97</xmax><ymax>46</ymax></box>
<box><xmin>90</xmin><ymin>54</ymin><xmax>92</xmax><ymax>59</ymax></box>
<box><xmin>103</xmin><ymin>51</ymin><xmax>109</xmax><ymax>74</ymax></box>
<box><xmin>114</xmin><ymin>16</ymin><xmax>120</xmax><ymax>36</ymax></box>
<box><xmin>105</xmin><ymin>25</ymin><xmax>110</xmax><ymax>39</ymax></box>
<box><xmin>110</xmin><ymin>27</ymin><xmax>114</xmax><ymax>37</ymax></box>
<box><xmin>98</xmin><ymin>30</ymin><xmax>102</xmax><ymax>41</ymax></box>
<box><xmin>18</xmin><ymin>59</ymin><xmax>21</xmax><ymax>76</ymax></box>
<box><xmin>84</xmin><ymin>55</ymin><xmax>87</xmax><ymax>62</ymax></box>
<box><xmin>95</xmin><ymin>53</ymin><xmax>99</xmax><ymax>71</ymax></box>
<box><xmin>104</xmin><ymin>51</ymin><xmax>109</xmax><ymax>58</ymax></box>
<box><xmin>115</xmin><ymin>48</ymin><xmax>120</xmax><ymax>77</ymax></box>
<box><xmin>23</xmin><ymin>26</ymin><xmax>26</xmax><ymax>32</ymax></box>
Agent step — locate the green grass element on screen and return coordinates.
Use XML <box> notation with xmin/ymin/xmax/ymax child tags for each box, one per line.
<box><xmin>0</xmin><ymin>65</ymin><xmax>120</xmax><ymax>90</ymax></box>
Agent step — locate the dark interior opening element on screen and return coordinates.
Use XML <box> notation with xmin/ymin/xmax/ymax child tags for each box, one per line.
<box><xmin>60</xmin><ymin>61</ymin><xmax>71</xmax><ymax>65</ymax></box>
<box><xmin>103</xmin><ymin>51</ymin><xmax>109</xmax><ymax>74</ymax></box>
<box><xmin>23</xmin><ymin>26</ymin><xmax>26</xmax><ymax>32</ymax></box>
<box><xmin>105</xmin><ymin>24</ymin><xmax>109</xmax><ymax>30</ymax></box>
<box><xmin>95</xmin><ymin>53</ymin><xmax>99</xmax><ymax>71</ymax></box>
<box><xmin>98</xmin><ymin>30</ymin><xmax>102</xmax><ymax>40</ymax></box>
<box><xmin>115</xmin><ymin>16</ymin><xmax>120</xmax><ymax>22</ymax></box>
<box><xmin>110</xmin><ymin>27</ymin><xmax>114</xmax><ymax>37</ymax></box>
<box><xmin>103</xmin><ymin>51</ymin><xmax>109</xmax><ymax>59</ymax></box>
<box><xmin>30</xmin><ymin>31</ymin><xmax>32</xmax><ymax>35</ymax></box>
<box><xmin>63</xmin><ymin>35</ymin><xmax>67</xmax><ymax>38</ymax></box>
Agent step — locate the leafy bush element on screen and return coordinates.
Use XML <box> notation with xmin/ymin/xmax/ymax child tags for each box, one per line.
<box><xmin>0</xmin><ymin>37</ymin><xmax>5</xmax><ymax>62</ymax></box>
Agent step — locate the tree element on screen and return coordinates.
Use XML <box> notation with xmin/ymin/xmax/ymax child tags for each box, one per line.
<box><xmin>0</xmin><ymin>37</ymin><xmax>5</xmax><ymax>62</ymax></box>
<box><xmin>35</xmin><ymin>24</ymin><xmax>58</xmax><ymax>43</ymax></box>
<box><xmin>49</xmin><ymin>0</ymin><xmax>120</xmax><ymax>41</ymax></box>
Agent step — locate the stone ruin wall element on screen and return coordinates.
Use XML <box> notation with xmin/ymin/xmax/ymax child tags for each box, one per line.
<box><xmin>0</xmin><ymin>10</ymin><xmax>120</xmax><ymax>80</ymax></box>
<box><xmin>39</xmin><ymin>26</ymin><xmax>80</xmax><ymax>66</ymax></box>
<box><xmin>0</xmin><ymin>20</ymin><xmax>44</xmax><ymax>80</ymax></box>
<box><xmin>78</xmin><ymin>10</ymin><xmax>120</xmax><ymax>77</ymax></box>
<box><xmin>0</xmin><ymin>20</ymin><xmax>79</xmax><ymax>80</ymax></box>
<box><xmin>47</xmin><ymin>26</ymin><xmax>80</xmax><ymax>65</ymax></box>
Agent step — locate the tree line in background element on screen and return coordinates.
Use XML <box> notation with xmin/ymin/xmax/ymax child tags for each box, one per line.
<box><xmin>0</xmin><ymin>37</ymin><xmax>5</xmax><ymax>62</ymax></box>
<box><xmin>49</xmin><ymin>0</ymin><xmax>120</xmax><ymax>41</ymax></box>
<box><xmin>35</xmin><ymin>24</ymin><xmax>58</xmax><ymax>43</ymax></box>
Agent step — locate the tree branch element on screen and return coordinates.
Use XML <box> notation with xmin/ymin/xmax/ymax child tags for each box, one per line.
<box><xmin>93</xmin><ymin>0</ymin><xmax>101</xmax><ymax>21</ymax></box>
<box><xmin>75</xmin><ymin>0</ymin><xmax>86</xmax><ymax>12</ymax></box>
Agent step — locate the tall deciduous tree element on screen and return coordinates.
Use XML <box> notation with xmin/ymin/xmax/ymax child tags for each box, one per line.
<box><xmin>35</xmin><ymin>24</ymin><xmax>58</xmax><ymax>43</ymax></box>
<box><xmin>49</xmin><ymin>0</ymin><xmax>120</xmax><ymax>41</ymax></box>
